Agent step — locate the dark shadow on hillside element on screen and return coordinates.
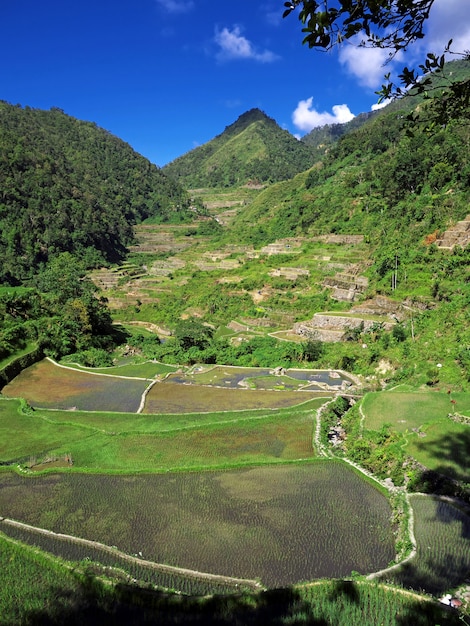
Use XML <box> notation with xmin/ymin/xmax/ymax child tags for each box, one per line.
<box><xmin>394</xmin><ymin>603</ymin><xmax>461</xmax><ymax>626</ymax></box>
<box><xmin>412</xmin><ymin>427</ymin><xmax>470</xmax><ymax>502</ymax></box>
<box><xmin>381</xmin><ymin>551</ymin><xmax>470</xmax><ymax>597</ymax></box>
<box><xmin>326</xmin><ymin>579</ymin><xmax>360</xmax><ymax>603</ymax></box>
<box><xmin>432</xmin><ymin>496</ymin><xmax>470</xmax><ymax>540</ymax></box>
<box><xmin>109</xmin><ymin>323</ymin><xmax>132</xmax><ymax>345</ymax></box>
<box><xmin>3</xmin><ymin>579</ymin><xmax>328</xmax><ymax>626</ymax></box>
<box><xmin>6</xmin><ymin>577</ymin><xmax>464</xmax><ymax>626</ymax></box>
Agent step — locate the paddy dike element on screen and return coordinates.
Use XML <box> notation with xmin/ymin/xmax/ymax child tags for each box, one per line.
<box><xmin>2</xmin><ymin>359</ymin><xmax>351</xmax><ymax>413</ymax></box>
<box><xmin>0</xmin><ymin>463</ymin><xmax>395</xmax><ymax>589</ymax></box>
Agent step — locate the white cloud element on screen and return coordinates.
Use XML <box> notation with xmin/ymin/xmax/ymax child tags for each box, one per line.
<box><xmin>292</xmin><ymin>97</ymin><xmax>355</xmax><ymax>132</ymax></box>
<box><xmin>338</xmin><ymin>0</ymin><xmax>470</xmax><ymax>91</ymax></box>
<box><xmin>155</xmin><ymin>0</ymin><xmax>193</xmax><ymax>14</ymax></box>
<box><xmin>420</xmin><ymin>0</ymin><xmax>470</xmax><ymax>57</ymax></box>
<box><xmin>338</xmin><ymin>39</ymin><xmax>403</xmax><ymax>89</ymax></box>
<box><xmin>214</xmin><ymin>26</ymin><xmax>279</xmax><ymax>63</ymax></box>
<box><xmin>371</xmin><ymin>99</ymin><xmax>390</xmax><ymax>112</ymax></box>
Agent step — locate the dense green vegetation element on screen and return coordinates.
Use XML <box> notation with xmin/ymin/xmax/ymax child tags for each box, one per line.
<box><xmin>0</xmin><ymin>101</ymin><xmax>192</xmax><ymax>283</ymax></box>
<box><xmin>1</xmin><ymin>60</ymin><xmax>470</xmax><ymax>624</ymax></box>
<box><xmin>0</xmin><ymin>253</ymin><xmax>118</xmax><ymax>366</ymax></box>
<box><xmin>301</xmin><ymin>110</ymin><xmax>377</xmax><ymax>158</ymax></box>
<box><xmin>163</xmin><ymin>108</ymin><xmax>316</xmax><ymax>188</ymax></box>
<box><xmin>231</xmin><ymin>87</ymin><xmax>470</xmax><ymax>246</ymax></box>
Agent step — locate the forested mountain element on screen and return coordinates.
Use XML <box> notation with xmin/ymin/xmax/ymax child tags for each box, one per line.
<box><xmin>0</xmin><ymin>102</ymin><xmax>191</xmax><ymax>283</ymax></box>
<box><xmin>2</xmin><ymin>59</ymin><xmax>470</xmax><ymax>370</ymax></box>
<box><xmin>230</xmin><ymin>70</ymin><xmax>470</xmax><ymax>249</ymax></box>
<box><xmin>301</xmin><ymin>111</ymin><xmax>376</xmax><ymax>159</ymax></box>
<box><xmin>162</xmin><ymin>108</ymin><xmax>316</xmax><ymax>188</ymax></box>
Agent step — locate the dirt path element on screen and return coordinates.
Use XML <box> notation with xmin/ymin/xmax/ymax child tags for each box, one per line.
<box><xmin>313</xmin><ymin>399</ymin><xmax>418</xmax><ymax>579</ymax></box>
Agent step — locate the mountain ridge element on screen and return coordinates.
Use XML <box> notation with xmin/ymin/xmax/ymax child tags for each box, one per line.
<box><xmin>162</xmin><ymin>108</ymin><xmax>316</xmax><ymax>188</ymax></box>
<box><xmin>0</xmin><ymin>101</ymin><xmax>191</xmax><ymax>283</ymax></box>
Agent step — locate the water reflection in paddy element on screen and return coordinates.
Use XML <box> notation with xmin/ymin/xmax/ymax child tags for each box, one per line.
<box><xmin>164</xmin><ymin>367</ymin><xmax>353</xmax><ymax>389</ymax></box>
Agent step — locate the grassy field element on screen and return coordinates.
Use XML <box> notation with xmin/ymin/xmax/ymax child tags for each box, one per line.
<box><xmin>361</xmin><ymin>390</ymin><xmax>470</xmax><ymax>482</ymax></box>
<box><xmin>406</xmin><ymin>420</ymin><xmax>469</xmax><ymax>482</ymax></box>
<box><xmin>50</xmin><ymin>411</ymin><xmax>317</xmax><ymax>471</ymax></box>
<box><xmin>0</xmin><ymin>396</ymin><xmax>327</xmax><ymax>471</ymax></box>
<box><xmin>61</xmin><ymin>360</ymin><xmax>179</xmax><ymax>378</ymax></box>
<box><xmin>362</xmin><ymin>391</ymin><xmax>470</xmax><ymax>432</ymax></box>
<box><xmin>0</xmin><ymin>398</ymin><xmax>95</xmax><ymax>463</ymax></box>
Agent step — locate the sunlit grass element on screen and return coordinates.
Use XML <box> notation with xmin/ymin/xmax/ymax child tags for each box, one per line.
<box><xmin>406</xmin><ymin>420</ymin><xmax>469</xmax><ymax>482</ymax></box>
<box><xmin>0</xmin><ymin>398</ymin><xmax>93</xmax><ymax>462</ymax></box>
<box><xmin>0</xmin><ymin>396</ymin><xmax>328</xmax><ymax>471</ymax></box>
<box><xmin>360</xmin><ymin>391</ymin><xmax>470</xmax><ymax>482</ymax></box>
<box><xmin>61</xmin><ymin>360</ymin><xmax>178</xmax><ymax>379</ymax></box>
<box><xmin>35</xmin><ymin>410</ymin><xmax>318</xmax><ymax>471</ymax></box>
<box><xmin>362</xmin><ymin>391</ymin><xmax>470</xmax><ymax>432</ymax></box>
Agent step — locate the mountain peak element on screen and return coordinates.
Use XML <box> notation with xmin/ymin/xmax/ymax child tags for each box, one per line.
<box><xmin>219</xmin><ymin>108</ymin><xmax>274</xmax><ymax>139</ymax></box>
<box><xmin>163</xmin><ymin>108</ymin><xmax>314</xmax><ymax>188</ymax></box>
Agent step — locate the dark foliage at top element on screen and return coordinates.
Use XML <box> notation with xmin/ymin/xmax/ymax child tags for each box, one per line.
<box><xmin>163</xmin><ymin>108</ymin><xmax>316</xmax><ymax>188</ymax></box>
<box><xmin>0</xmin><ymin>102</ymin><xmax>191</xmax><ymax>283</ymax></box>
<box><xmin>283</xmin><ymin>0</ymin><xmax>470</xmax><ymax>129</ymax></box>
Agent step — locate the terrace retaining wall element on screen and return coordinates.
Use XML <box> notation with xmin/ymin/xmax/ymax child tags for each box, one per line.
<box><xmin>294</xmin><ymin>314</ymin><xmax>395</xmax><ymax>342</ymax></box>
<box><xmin>0</xmin><ymin>346</ymin><xmax>44</xmax><ymax>392</ymax></box>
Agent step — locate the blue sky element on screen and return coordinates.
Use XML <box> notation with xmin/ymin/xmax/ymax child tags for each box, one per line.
<box><xmin>2</xmin><ymin>0</ymin><xmax>470</xmax><ymax>166</ymax></box>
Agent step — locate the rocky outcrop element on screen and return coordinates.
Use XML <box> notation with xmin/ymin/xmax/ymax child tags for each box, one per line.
<box><xmin>349</xmin><ymin>295</ymin><xmax>401</xmax><ymax>317</ymax></box>
<box><xmin>260</xmin><ymin>238</ymin><xmax>303</xmax><ymax>255</ymax></box>
<box><xmin>269</xmin><ymin>267</ymin><xmax>310</xmax><ymax>279</ymax></box>
<box><xmin>311</xmin><ymin>234</ymin><xmax>365</xmax><ymax>245</ymax></box>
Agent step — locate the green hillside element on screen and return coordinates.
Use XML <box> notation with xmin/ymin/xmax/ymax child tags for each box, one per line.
<box><xmin>1</xmin><ymin>66</ymin><xmax>470</xmax><ymax>624</ymax></box>
<box><xmin>302</xmin><ymin>59</ymin><xmax>470</xmax><ymax>158</ymax></box>
<box><xmin>162</xmin><ymin>108</ymin><xmax>316</xmax><ymax>188</ymax></box>
<box><xmin>0</xmin><ymin>101</ymin><xmax>191</xmax><ymax>283</ymax></box>
<box><xmin>3</xmin><ymin>62</ymin><xmax>470</xmax><ymax>387</ymax></box>
<box><xmin>230</xmin><ymin>104</ymin><xmax>470</xmax><ymax>244</ymax></box>
<box><xmin>301</xmin><ymin>111</ymin><xmax>377</xmax><ymax>160</ymax></box>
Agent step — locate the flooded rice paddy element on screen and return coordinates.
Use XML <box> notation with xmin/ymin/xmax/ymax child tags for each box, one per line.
<box><xmin>2</xmin><ymin>360</ymin><xmax>342</xmax><ymax>412</ymax></box>
<box><xmin>1</xmin><ymin>359</ymin><xmax>147</xmax><ymax>412</ymax></box>
<box><xmin>0</xmin><ymin>463</ymin><xmax>394</xmax><ymax>587</ymax></box>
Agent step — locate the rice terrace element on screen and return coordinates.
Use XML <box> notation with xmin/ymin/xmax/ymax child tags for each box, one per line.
<box><xmin>0</xmin><ymin>354</ymin><xmax>469</xmax><ymax>620</ymax></box>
